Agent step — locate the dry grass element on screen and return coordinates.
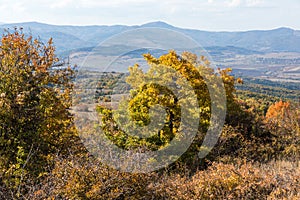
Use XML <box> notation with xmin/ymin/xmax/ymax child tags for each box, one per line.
<box><xmin>13</xmin><ymin>156</ymin><xmax>297</xmax><ymax>200</ymax></box>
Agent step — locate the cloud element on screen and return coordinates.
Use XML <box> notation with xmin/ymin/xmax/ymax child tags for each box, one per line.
<box><xmin>246</xmin><ymin>0</ymin><xmax>264</xmax><ymax>7</ymax></box>
<box><xmin>50</xmin><ymin>0</ymin><xmax>74</xmax><ymax>9</ymax></box>
<box><xmin>74</xmin><ymin>0</ymin><xmax>160</xmax><ymax>8</ymax></box>
<box><xmin>227</xmin><ymin>0</ymin><xmax>241</xmax><ymax>7</ymax></box>
<box><xmin>225</xmin><ymin>0</ymin><xmax>264</xmax><ymax>8</ymax></box>
<box><xmin>0</xmin><ymin>0</ymin><xmax>299</xmax><ymax>31</ymax></box>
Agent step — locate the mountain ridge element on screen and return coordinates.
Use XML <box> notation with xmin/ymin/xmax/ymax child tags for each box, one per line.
<box><xmin>1</xmin><ymin>21</ymin><xmax>300</xmax><ymax>54</ymax></box>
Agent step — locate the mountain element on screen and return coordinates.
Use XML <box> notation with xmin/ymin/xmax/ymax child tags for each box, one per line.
<box><xmin>141</xmin><ymin>21</ymin><xmax>175</xmax><ymax>29</ymax></box>
<box><xmin>1</xmin><ymin>21</ymin><xmax>300</xmax><ymax>54</ymax></box>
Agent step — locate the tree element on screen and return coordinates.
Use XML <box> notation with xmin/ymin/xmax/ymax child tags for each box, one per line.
<box><xmin>264</xmin><ymin>100</ymin><xmax>298</xmax><ymax>135</ymax></box>
<box><xmin>97</xmin><ymin>51</ymin><xmax>237</xmax><ymax>165</ymax></box>
<box><xmin>264</xmin><ymin>101</ymin><xmax>300</xmax><ymax>158</ymax></box>
<box><xmin>0</xmin><ymin>29</ymin><xmax>75</xmax><ymax>193</ymax></box>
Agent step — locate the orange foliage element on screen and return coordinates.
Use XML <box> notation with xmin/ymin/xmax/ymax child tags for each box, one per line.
<box><xmin>265</xmin><ymin>100</ymin><xmax>290</xmax><ymax>122</ymax></box>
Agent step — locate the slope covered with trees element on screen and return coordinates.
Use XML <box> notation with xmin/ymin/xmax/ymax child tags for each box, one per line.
<box><xmin>0</xmin><ymin>30</ymin><xmax>299</xmax><ymax>199</ymax></box>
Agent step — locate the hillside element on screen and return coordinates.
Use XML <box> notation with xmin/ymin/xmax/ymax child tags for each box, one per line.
<box><xmin>0</xmin><ymin>23</ymin><xmax>299</xmax><ymax>200</ymax></box>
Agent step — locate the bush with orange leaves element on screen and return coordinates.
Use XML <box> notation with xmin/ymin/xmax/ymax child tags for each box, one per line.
<box><xmin>264</xmin><ymin>101</ymin><xmax>300</xmax><ymax>159</ymax></box>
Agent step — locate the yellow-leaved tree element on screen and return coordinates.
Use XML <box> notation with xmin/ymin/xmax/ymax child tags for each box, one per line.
<box><xmin>97</xmin><ymin>50</ymin><xmax>237</xmax><ymax>166</ymax></box>
<box><xmin>0</xmin><ymin>29</ymin><xmax>76</xmax><ymax>195</ymax></box>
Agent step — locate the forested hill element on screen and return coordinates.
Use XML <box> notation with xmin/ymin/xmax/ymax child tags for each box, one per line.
<box><xmin>1</xmin><ymin>21</ymin><xmax>300</xmax><ymax>54</ymax></box>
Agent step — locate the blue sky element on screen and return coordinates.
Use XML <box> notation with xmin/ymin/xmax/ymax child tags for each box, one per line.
<box><xmin>0</xmin><ymin>0</ymin><xmax>299</xmax><ymax>31</ymax></box>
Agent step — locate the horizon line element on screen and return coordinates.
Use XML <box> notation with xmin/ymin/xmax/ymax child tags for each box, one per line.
<box><xmin>0</xmin><ymin>20</ymin><xmax>298</xmax><ymax>32</ymax></box>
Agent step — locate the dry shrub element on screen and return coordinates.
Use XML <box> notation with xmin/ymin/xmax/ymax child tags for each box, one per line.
<box><xmin>40</xmin><ymin>154</ymin><xmax>161</xmax><ymax>200</ymax></box>
<box><xmin>206</xmin><ymin>125</ymin><xmax>276</xmax><ymax>164</ymax></box>
<box><xmin>265</xmin><ymin>160</ymin><xmax>300</xmax><ymax>199</ymax></box>
<box><xmin>149</xmin><ymin>160</ymin><xmax>299</xmax><ymax>200</ymax></box>
<box><xmin>3</xmin><ymin>155</ymin><xmax>298</xmax><ymax>199</ymax></box>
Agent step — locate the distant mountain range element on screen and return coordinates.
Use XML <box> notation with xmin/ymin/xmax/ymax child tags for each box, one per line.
<box><xmin>2</xmin><ymin>21</ymin><xmax>300</xmax><ymax>81</ymax></box>
<box><xmin>1</xmin><ymin>21</ymin><xmax>300</xmax><ymax>55</ymax></box>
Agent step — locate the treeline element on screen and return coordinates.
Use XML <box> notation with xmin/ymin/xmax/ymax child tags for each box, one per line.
<box><xmin>236</xmin><ymin>77</ymin><xmax>300</xmax><ymax>101</ymax></box>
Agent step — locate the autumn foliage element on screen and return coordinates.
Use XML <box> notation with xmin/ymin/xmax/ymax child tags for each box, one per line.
<box><xmin>0</xmin><ymin>30</ymin><xmax>77</xmax><ymax>197</ymax></box>
<box><xmin>264</xmin><ymin>100</ymin><xmax>300</xmax><ymax>158</ymax></box>
<box><xmin>0</xmin><ymin>30</ymin><xmax>299</xmax><ymax>199</ymax></box>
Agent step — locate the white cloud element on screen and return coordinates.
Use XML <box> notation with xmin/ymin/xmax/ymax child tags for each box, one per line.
<box><xmin>246</xmin><ymin>0</ymin><xmax>264</xmax><ymax>7</ymax></box>
<box><xmin>225</xmin><ymin>0</ymin><xmax>265</xmax><ymax>8</ymax></box>
<box><xmin>75</xmin><ymin>0</ymin><xmax>160</xmax><ymax>8</ymax></box>
<box><xmin>0</xmin><ymin>0</ymin><xmax>299</xmax><ymax>31</ymax></box>
<box><xmin>227</xmin><ymin>0</ymin><xmax>241</xmax><ymax>7</ymax></box>
<box><xmin>50</xmin><ymin>0</ymin><xmax>74</xmax><ymax>9</ymax></box>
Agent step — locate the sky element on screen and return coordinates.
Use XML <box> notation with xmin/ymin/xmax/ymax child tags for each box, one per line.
<box><xmin>0</xmin><ymin>0</ymin><xmax>299</xmax><ymax>31</ymax></box>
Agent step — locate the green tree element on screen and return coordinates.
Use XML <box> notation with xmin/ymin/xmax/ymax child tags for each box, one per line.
<box><xmin>97</xmin><ymin>51</ymin><xmax>237</xmax><ymax>164</ymax></box>
<box><xmin>0</xmin><ymin>29</ymin><xmax>75</xmax><ymax>193</ymax></box>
